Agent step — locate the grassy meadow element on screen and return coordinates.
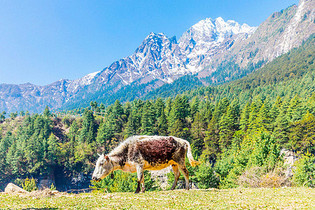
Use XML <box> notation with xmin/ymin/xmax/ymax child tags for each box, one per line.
<box><xmin>0</xmin><ymin>187</ymin><xmax>314</xmax><ymax>209</ymax></box>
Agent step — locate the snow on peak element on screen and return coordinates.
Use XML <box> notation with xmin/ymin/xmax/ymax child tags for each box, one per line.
<box><xmin>180</xmin><ymin>17</ymin><xmax>256</xmax><ymax>43</ymax></box>
<box><xmin>78</xmin><ymin>71</ymin><xmax>100</xmax><ymax>86</ymax></box>
<box><xmin>213</xmin><ymin>17</ymin><xmax>256</xmax><ymax>35</ymax></box>
<box><xmin>145</xmin><ymin>32</ymin><xmax>167</xmax><ymax>40</ymax></box>
<box><xmin>179</xmin><ymin>16</ymin><xmax>257</xmax><ymax>51</ymax></box>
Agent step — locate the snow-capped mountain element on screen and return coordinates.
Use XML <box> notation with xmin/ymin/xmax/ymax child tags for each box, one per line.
<box><xmin>178</xmin><ymin>17</ymin><xmax>257</xmax><ymax>73</ymax></box>
<box><xmin>92</xmin><ymin>17</ymin><xmax>256</xmax><ymax>88</ymax></box>
<box><xmin>0</xmin><ymin>0</ymin><xmax>314</xmax><ymax>113</ymax></box>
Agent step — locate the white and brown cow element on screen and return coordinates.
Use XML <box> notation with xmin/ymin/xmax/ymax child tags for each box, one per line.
<box><xmin>92</xmin><ymin>135</ymin><xmax>199</xmax><ymax>193</ymax></box>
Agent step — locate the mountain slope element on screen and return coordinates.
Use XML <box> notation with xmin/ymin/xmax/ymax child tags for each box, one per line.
<box><xmin>184</xmin><ymin>34</ymin><xmax>315</xmax><ymax>105</ymax></box>
<box><xmin>197</xmin><ymin>0</ymin><xmax>315</xmax><ymax>81</ymax></box>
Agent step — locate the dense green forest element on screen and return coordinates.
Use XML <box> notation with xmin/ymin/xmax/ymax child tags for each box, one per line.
<box><xmin>0</xmin><ymin>35</ymin><xmax>314</xmax><ymax>191</ymax></box>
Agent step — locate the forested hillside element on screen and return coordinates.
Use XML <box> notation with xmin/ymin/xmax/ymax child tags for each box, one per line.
<box><xmin>148</xmin><ymin>34</ymin><xmax>315</xmax><ymax>102</ymax></box>
<box><xmin>0</xmin><ymin>35</ymin><xmax>314</xmax><ymax>191</ymax></box>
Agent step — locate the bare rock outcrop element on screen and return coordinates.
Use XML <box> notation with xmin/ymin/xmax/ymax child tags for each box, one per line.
<box><xmin>4</xmin><ymin>183</ymin><xmax>28</xmax><ymax>194</ymax></box>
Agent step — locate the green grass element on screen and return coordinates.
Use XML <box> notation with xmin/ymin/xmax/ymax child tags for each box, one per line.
<box><xmin>0</xmin><ymin>188</ymin><xmax>314</xmax><ymax>209</ymax></box>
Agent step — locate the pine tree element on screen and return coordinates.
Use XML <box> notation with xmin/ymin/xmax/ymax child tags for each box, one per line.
<box><xmin>200</xmin><ymin>100</ymin><xmax>214</xmax><ymax>126</ymax></box>
<box><xmin>124</xmin><ymin>112</ymin><xmax>137</xmax><ymax>138</ymax></box>
<box><xmin>168</xmin><ymin>95</ymin><xmax>190</xmax><ymax>135</ymax></box>
<box><xmin>274</xmin><ymin>109</ymin><xmax>289</xmax><ymax>145</ymax></box>
<box><xmin>79</xmin><ymin>109</ymin><xmax>97</xmax><ymax>143</ymax></box>
<box><xmin>96</xmin><ymin>116</ymin><xmax>116</xmax><ymax>153</ymax></box>
<box><xmin>169</xmin><ymin>119</ymin><xmax>189</xmax><ymax>139</ymax></box>
<box><xmin>68</xmin><ymin>120</ymin><xmax>79</xmax><ymax>142</ymax></box>
<box><xmin>190</xmin><ymin>96</ymin><xmax>200</xmax><ymax>119</ymax></box>
<box><xmin>191</xmin><ymin>112</ymin><xmax>205</xmax><ymax>157</ymax></box>
<box><xmin>140</xmin><ymin>101</ymin><xmax>156</xmax><ymax>135</ymax></box>
<box><xmin>287</xmin><ymin>95</ymin><xmax>304</xmax><ymax>122</ymax></box>
<box><xmin>112</xmin><ymin>100</ymin><xmax>125</xmax><ymax>133</ymax></box>
<box><xmin>270</xmin><ymin>96</ymin><xmax>282</xmax><ymax>121</ymax></box>
<box><xmin>256</xmin><ymin>103</ymin><xmax>271</xmax><ymax>131</ymax></box>
<box><xmin>6</xmin><ymin>139</ymin><xmax>18</xmax><ymax>174</ymax></box>
<box><xmin>43</xmin><ymin>106</ymin><xmax>51</xmax><ymax>118</ymax></box>
<box><xmin>113</xmin><ymin>100</ymin><xmax>124</xmax><ymax>117</ymax></box>
<box><xmin>156</xmin><ymin>109</ymin><xmax>168</xmax><ymax>136</ymax></box>
<box><xmin>90</xmin><ymin>101</ymin><xmax>98</xmax><ymax>112</ymax></box>
<box><xmin>154</xmin><ymin>98</ymin><xmax>165</xmax><ymax>118</ymax></box>
<box><xmin>248</xmin><ymin>99</ymin><xmax>262</xmax><ymax>131</ymax></box>
<box><xmin>202</xmin><ymin>116</ymin><xmax>220</xmax><ymax>163</ymax></box>
<box><xmin>289</xmin><ymin>112</ymin><xmax>315</xmax><ymax>153</ymax></box>
<box><xmin>99</xmin><ymin>103</ymin><xmax>106</xmax><ymax>115</ymax></box>
<box><xmin>47</xmin><ymin>133</ymin><xmax>58</xmax><ymax>164</ymax></box>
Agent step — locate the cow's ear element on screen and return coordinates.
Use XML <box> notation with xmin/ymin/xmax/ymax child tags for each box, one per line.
<box><xmin>104</xmin><ymin>155</ymin><xmax>109</xmax><ymax>161</ymax></box>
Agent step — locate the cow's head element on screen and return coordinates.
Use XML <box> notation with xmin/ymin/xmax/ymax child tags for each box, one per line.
<box><xmin>92</xmin><ymin>154</ymin><xmax>113</xmax><ymax>182</ymax></box>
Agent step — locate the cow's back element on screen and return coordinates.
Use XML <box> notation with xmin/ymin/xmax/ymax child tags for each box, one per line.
<box><xmin>129</xmin><ymin>136</ymin><xmax>184</xmax><ymax>167</ymax></box>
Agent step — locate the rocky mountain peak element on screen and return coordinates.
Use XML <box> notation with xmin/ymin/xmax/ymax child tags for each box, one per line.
<box><xmin>135</xmin><ymin>32</ymin><xmax>173</xmax><ymax>55</ymax></box>
<box><xmin>179</xmin><ymin>17</ymin><xmax>257</xmax><ymax>48</ymax></box>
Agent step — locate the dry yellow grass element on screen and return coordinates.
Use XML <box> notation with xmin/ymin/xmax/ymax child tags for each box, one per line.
<box><xmin>0</xmin><ymin>187</ymin><xmax>314</xmax><ymax>209</ymax></box>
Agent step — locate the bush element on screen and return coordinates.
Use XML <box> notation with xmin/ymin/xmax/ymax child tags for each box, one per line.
<box><xmin>50</xmin><ymin>183</ymin><xmax>56</xmax><ymax>191</ymax></box>
<box><xmin>193</xmin><ymin>163</ymin><xmax>219</xmax><ymax>189</ymax></box>
<box><xmin>238</xmin><ymin>167</ymin><xmax>263</xmax><ymax>188</ymax></box>
<box><xmin>238</xmin><ymin>167</ymin><xmax>289</xmax><ymax>188</ymax></box>
<box><xmin>90</xmin><ymin>170</ymin><xmax>160</xmax><ymax>193</ymax></box>
<box><xmin>292</xmin><ymin>153</ymin><xmax>315</xmax><ymax>187</ymax></box>
<box><xmin>22</xmin><ymin>178</ymin><xmax>38</xmax><ymax>192</ymax></box>
<box><xmin>167</xmin><ymin>162</ymin><xmax>219</xmax><ymax>189</ymax></box>
<box><xmin>259</xmin><ymin>169</ymin><xmax>289</xmax><ymax>188</ymax></box>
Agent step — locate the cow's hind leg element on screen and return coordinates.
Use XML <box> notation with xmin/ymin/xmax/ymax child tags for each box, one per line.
<box><xmin>140</xmin><ymin>176</ymin><xmax>145</xmax><ymax>193</ymax></box>
<box><xmin>178</xmin><ymin>164</ymin><xmax>189</xmax><ymax>190</ymax></box>
<box><xmin>135</xmin><ymin>164</ymin><xmax>144</xmax><ymax>193</ymax></box>
<box><xmin>171</xmin><ymin>164</ymin><xmax>180</xmax><ymax>190</ymax></box>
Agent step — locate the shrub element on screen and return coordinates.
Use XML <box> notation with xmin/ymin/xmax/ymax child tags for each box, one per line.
<box><xmin>50</xmin><ymin>183</ymin><xmax>56</xmax><ymax>191</ymax></box>
<box><xmin>167</xmin><ymin>162</ymin><xmax>219</xmax><ymax>189</ymax></box>
<box><xmin>90</xmin><ymin>170</ymin><xmax>160</xmax><ymax>193</ymax></box>
<box><xmin>22</xmin><ymin>178</ymin><xmax>38</xmax><ymax>192</ymax></box>
<box><xmin>259</xmin><ymin>169</ymin><xmax>289</xmax><ymax>188</ymax></box>
<box><xmin>238</xmin><ymin>167</ymin><xmax>289</xmax><ymax>188</ymax></box>
<box><xmin>193</xmin><ymin>163</ymin><xmax>219</xmax><ymax>189</ymax></box>
<box><xmin>292</xmin><ymin>153</ymin><xmax>315</xmax><ymax>187</ymax></box>
<box><xmin>238</xmin><ymin>167</ymin><xmax>263</xmax><ymax>188</ymax></box>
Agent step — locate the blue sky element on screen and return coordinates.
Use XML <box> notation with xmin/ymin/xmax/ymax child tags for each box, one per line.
<box><xmin>0</xmin><ymin>0</ymin><xmax>298</xmax><ymax>85</ymax></box>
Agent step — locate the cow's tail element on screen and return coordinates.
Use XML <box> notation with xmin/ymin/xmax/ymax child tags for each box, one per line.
<box><xmin>184</xmin><ymin>140</ymin><xmax>200</xmax><ymax>167</ymax></box>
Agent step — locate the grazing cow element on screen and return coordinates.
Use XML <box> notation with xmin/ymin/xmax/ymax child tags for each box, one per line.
<box><xmin>92</xmin><ymin>135</ymin><xmax>199</xmax><ymax>193</ymax></box>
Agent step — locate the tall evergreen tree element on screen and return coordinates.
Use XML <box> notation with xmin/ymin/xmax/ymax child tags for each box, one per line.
<box><xmin>79</xmin><ymin>109</ymin><xmax>97</xmax><ymax>143</ymax></box>
<box><xmin>289</xmin><ymin>112</ymin><xmax>315</xmax><ymax>153</ymax></box>
<box><xmin>274</xmin><ymin>108</ymin><xmax>290</xmax><ymax>145</ymax></box>
<box><xmin>191</xmin><ymin>112</ymin><xmax>205</xmax><ymax>157</ymax></box>
<box><xmin>156</xmin><ymin>108</ymin><xmax>168</xmax><ymax>136</ymax></box>
<box><xmin>140</xmin><ymin>101</ymin><xmax>156</xmax><ymax>135</ymax></box>
<box><xmin>240</xmin><ymin>102</ymin><xmax>250</xmax><ymax>131</ymax></box>
<box><xmin>287</xmin><ymin>95</ymin><xmax>304</xmax><ymax>122</ymax></box>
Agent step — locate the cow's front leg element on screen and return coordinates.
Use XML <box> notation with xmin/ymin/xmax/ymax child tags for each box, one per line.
<box><xmin>135</xmin><ymin>164</ymin><xmax>144</xmax><ymax>193</ymax></box>
<box><xmin>171</xmin><ymin>164</ymin><xmax>180</xmax><ymax>190</ymax></box>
